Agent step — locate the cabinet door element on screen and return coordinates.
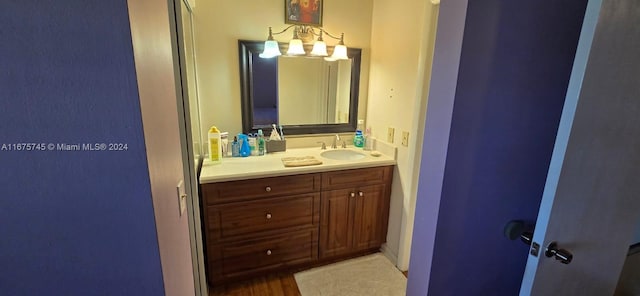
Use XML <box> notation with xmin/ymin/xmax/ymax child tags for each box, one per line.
<box><xmin>352</xmin><ymin>184</ymin><xmax>388</xmax><ymax>251</ymax></box>
<box><xmin>319</xmin><ymin>188</ymin><xmax>354</xmax><ymax>258</ymax></box>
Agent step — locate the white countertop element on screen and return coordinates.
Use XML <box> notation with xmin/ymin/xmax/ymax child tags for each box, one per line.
<box><xmin>199</xmin><ymin>146</ymin><xmax>396</xmax><ymax>184</ymax></box>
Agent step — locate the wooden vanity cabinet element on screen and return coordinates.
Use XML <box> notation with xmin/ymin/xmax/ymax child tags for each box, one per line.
<box><xmin>319</xmin><ymin>166</ymin><xmax>393</xmax><ymax>259</ymax></box>
<box><xmin>200</xmin><ymin>165</ymin><xmax>393</xmax><ymax>285</ymax></box>
<box><xmin>201</xmin><ymin>173</ymin><xmax>321</xmax><ymax>284</ymax></box>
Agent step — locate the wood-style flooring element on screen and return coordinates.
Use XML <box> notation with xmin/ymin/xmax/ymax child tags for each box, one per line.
<box><xmin>209</xmin><ymin>271</ymin><xmax>409</xmax><ymax>296</ymax></box>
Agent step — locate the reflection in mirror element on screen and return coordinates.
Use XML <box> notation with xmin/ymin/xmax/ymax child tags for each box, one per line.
<box><xmin>239</xmin><ymin>40</ymin><xmax>361</xmax><ymax>135</ymax></box>
<box><xmin>278</xmin><ymin>57</ymin><xmax>352</xmax><ymax>125</ymax></box>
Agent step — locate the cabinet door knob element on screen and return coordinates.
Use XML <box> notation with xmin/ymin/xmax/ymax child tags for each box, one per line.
<box><xmin>266</xmin><ymin>213</ymin><xmax>272</xmax><ymax>219</ymax></box>
<box><xmin>265</xmin><ymin>186</ymin><xmax>272</xmax><ymax>192</ymax></box>
<box><xmin>358</xmin><ymin>191</ymin><xmax>364</xmax><ymax>197</ymax></box>
<box><xmin>350</xmin><ymin>192</ymin><xmax>356</xmax><ymax>198</ymax></box>
<box><xmin>266</xmin><ymin>249</ymin><xmax>272</xmax><ymax>256</ymax></box>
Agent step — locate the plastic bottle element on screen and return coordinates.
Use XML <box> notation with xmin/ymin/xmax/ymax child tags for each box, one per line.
<box><xmin>238</xmin><ymin>134</ymin><xmax>251</xmax><ymax>157</ymax></box>
<box><xmin>364</xmin><ymin>127</ymin><xmax>373</xmax><ymax>151</ymax></box>
<box><xmin>353</xmin><ymin>130</ymin><xmax>365</xmax><ymax>148</ymax></box>
<box><xmin>208</xmin><ymin>126</ymin><xmax>222</xmax><ymax>163</ymax></box>
<box><xmin>248</xmin><ymin>134</ymin><xmax>257</xmax><ymax>156</ymax></box>
<box><xmin>231</xmin><ymin>136</ymin><xmax>240</xmax><ymax>157</ymax></box>
<box><xmin>220</xmin><ymin>132</ymin><xmax>229</xmax><ymax>157</ymax></box>
<box><xmin>257</xmin><ymin>129</ymin><xmax>266</xmax><ymax>156</ymax></box>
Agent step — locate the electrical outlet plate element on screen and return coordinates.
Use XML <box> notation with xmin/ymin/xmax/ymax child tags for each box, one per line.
<box><xmin>177</xmin><ymin>180</ymin><xmax>187</xmax><ymax>216</ymax></box>
<box><xmin>387</xmin><ymin>127</ymin><xmax>395</xmax><ymax>143</ymax></box>
<box><xmin>402</xmin><ymin>131</ymin><xmax>409</xmax><ymax>147</ymax></box>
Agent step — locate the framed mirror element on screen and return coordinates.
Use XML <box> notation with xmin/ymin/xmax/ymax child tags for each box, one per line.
<box><xmin>239</xmin><ymin>40</ymin><xmax>361</xmax><ymax>135</ymax></box>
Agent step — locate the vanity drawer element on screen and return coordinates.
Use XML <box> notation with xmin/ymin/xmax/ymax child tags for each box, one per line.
<box><xmin>322</xmin><ymin>166</ymin><xmax>393</xmax><ymax>190</ymax></box>
<box><xmin>201</xmin><ymin>173</ymin><xmax>321</xmax><ymax>205</ymax></box>
<box><xmin>209</xmin><ymin>228</ymin><xmax>318</xmax><ymax>283</ymax></box>
<box><xmin>207</xmin><ymin>193</ymin><xmax>320</xmax><ymax>241</ymax></box>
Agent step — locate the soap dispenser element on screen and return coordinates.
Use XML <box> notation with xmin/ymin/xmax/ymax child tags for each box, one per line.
<box><xmin>354</xmin><ymin>130</ymin><xmax>365</xmax><ymax>148</ymax></box>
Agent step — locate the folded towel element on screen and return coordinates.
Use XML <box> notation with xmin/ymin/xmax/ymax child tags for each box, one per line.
<box><xmin>281</xmin><ymin>156</ymin><xmax>323</xmax><ymax>167</ymax></box>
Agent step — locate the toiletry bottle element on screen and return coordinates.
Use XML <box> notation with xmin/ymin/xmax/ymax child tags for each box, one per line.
<box><xmin>231</xmin><ymin>136</ymin><xmax>240</xmax><ymax>157</ymax></box>
<box><xmin>208</xmin><ymin>126</ymin><xmax>222</xmax><ymax>163</ymax></box>
<box><xmin>238</xmin><ymin>134</ymin><xmax>251</xmax><ymax>157</ymax></box>
<box><xmin>363</xmin><ymin>127</ymin><xmax>373</xmax><ymax>151</ymax></box>
<box><xmin>248</xmin><ymin>134</ymin><xmax>257</xmax><ymax>156</ymax></box>
<box><xmin>257</xmin><ymin>129</ymin><xmax>266</xmax><ymax>156</ymax></box>
<box><xmin>354</xmin><ymin>130</ymin><xmax>365</xmax><ymax>148</ymax></box>
<box><xmin>220</xmin><ymin>132</ymin><xmax>229</xmax><ymax>157</ymax></box>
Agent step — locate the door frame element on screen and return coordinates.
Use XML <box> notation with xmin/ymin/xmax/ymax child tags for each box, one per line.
<box><xmin>168</xmin><ymin>0</ymin><xmax>208</xmax><ymax>295</ymax></box>
<box><xmin>405</xmin><ymin>0</ymin><xmax>469</xmax><ymax>294</ymax></box>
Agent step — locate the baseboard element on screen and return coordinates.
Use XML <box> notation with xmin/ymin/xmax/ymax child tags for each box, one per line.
<box><xmin>380</xmin><ymin>243</ymin><xmax>403</xmax><ymax>271</ymax></box>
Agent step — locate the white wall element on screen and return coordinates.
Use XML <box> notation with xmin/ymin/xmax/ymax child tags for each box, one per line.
<box><xmin>368</xmin><ymin>0</ymin><xmax>439</xmax><ymax>270</ymax></box>
<box><xmin>192</xmin><ymin>0</ymin><xmax>373</xmax><ymax>137</ymax></box>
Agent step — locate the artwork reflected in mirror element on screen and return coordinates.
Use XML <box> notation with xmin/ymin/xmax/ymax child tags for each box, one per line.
<box><xmin>239</xmin><ymin>40</ymin><xmax>361</xmax><ymax>135</ymax></box>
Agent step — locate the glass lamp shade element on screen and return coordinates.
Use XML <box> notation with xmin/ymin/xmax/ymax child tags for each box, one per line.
<box><xmin>286</xmin><ymin>39</ymin><xmax>306</xmax><ymax>55</ymax></box>
<box><xmin>329</xmin><ymin>44</ymin><xmax>348</xmax><ymax>60</ymax></box>
<box><xmin>310</xmin><ymin>40</ymin><xmax>328</xmax><ymax>56</ymax></box>
<box><xmin>259</xmin><ymin>40</ymin><xmax>281</xmax><ymax>58</ymax></box>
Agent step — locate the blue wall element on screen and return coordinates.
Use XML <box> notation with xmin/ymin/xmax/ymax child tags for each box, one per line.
<box><xmin>425</xmin><ymin>1</ymin><xmax>587</xmax><ymax>295</ymax></box>
<box><xmin>0</xmin><ymin>1</ymin><xmax>164</xmax><ymax>295</ymax></box>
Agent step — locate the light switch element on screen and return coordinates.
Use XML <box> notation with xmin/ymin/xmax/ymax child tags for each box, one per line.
<box><xmin>387</xmin><ymin>127</ymin><xmax>395</xmax><ymax>143</ymax></box>
<box><xmin>402</xmin><ymin>131</ymin><xmax>409</xmax><ymax>147</ymax></box>
<box><xmin>177</xmin><ymin>180</ymin><xmax>187</xmax><ymax>217</ymax></box>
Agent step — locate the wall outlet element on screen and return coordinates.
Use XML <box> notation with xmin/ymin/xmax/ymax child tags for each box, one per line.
<box><xmin>177</xmin><ymin>180</ymin><xmax>187</xmax><ymax>217</ymax></box>
<box><xmin>387</xmin><ymin>127</ymin><xmax>395</xmax><ymax>143</ymax></box>
<box><xmin>402</xmin><ymin>131</ymin><xmax>409</xmax><ymax>147</ymax></box>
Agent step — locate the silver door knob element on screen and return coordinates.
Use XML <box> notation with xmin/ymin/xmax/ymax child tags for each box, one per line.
<box><xmin>358</xmin><ymin>191</ymin><xmax>364</xmax><ymax>197</ymax></box>
<box><xmin>266</xmin><ymin>213</ymin><xmax>272</xmax><ymax>219</ymax></box>
<box><xmin>266</xmin><ymin>249</ymin><xmax>272</xmax><ymax>255</ymax></box>
<box><xmin>350</xmin><ymin>192</ymin><xmax>355</xmax><ymax>198</ymax></box>
<box><xmin>265</xmin><ymin>186</ymin><xmax>271</xmax><ymax>192</ymax></box>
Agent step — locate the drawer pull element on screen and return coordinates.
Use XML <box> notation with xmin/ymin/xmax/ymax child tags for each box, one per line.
<box><xmin>266</xmin><ymin>213</ymin><xmax>272</xmax><ymax>219</ymax></box>
<box><xmin>350</xmin><ymin>192</ymin><xmax>356</xmax><ymax>198</ymax></box>
<box><xmin>358</xmin><ymin>191</ymin><xmax>364</xmax><ymax>197</ymax></box>
<box><xmin>265</xmin><ymin>186</ymin><xmax>272</xmax><ymax>192</ymax></box>
<box><xmin>266</xmin><ymin>249</ymin><xmax>272</xmax><ymax>256</ymax></box>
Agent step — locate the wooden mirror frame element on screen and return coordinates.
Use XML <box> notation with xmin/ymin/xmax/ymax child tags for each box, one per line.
<box><xmin>238</xmin><ymin>39</ymin><xmax>361</xmax><ymax>135</ymax></box>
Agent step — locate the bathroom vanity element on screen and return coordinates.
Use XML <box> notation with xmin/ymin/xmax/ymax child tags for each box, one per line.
<box><xmin>199</xmin><ymin>147</ymin><xmax>395</xmax><ymax>284</ymax></box>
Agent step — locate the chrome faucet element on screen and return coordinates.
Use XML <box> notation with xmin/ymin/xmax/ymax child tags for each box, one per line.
<box><xmin>332</xmin><ymin>134</ymin><xmax>340</xmax><ymax>149</ymax></box>
<box><xmin>317</xmin><ymin>141</ymin><xmax>327</xmax><ymax>150</ymax></box>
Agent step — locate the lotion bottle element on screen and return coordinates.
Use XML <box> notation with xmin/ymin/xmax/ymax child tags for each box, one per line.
<box><xmin>208</xmin><ymin>126</ymin><xmax>222</xmax><ymax>163</ymax></box>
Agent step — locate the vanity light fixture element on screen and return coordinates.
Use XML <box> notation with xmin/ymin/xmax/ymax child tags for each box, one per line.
<box><xmin>324</xmin><ymin>33</ymin><xmax>347</xmax><ymax>61</ymax></box>
<box><xmin>260</xmin><ymin>25</ymin><xmax>348</xmax><ymax>60</ymax></box>
<box><xmin>259</xmin><ymin>27</ymin><xmax>282</xmax><ymax>58</ymax></box>
<box><xmin>286</xmin><ymin>29</ymin><xmax>306</xmax><ymax>56</ymax></box>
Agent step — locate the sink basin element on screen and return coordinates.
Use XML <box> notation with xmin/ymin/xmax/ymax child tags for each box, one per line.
<box><xmin>320</xmin><ymin>149</ymin><xmax>366</xmax><ymax>161</ymax></box>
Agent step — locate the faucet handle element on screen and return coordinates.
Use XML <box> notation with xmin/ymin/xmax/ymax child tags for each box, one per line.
<box><xmin>317</xmin><ymin>141</ymin><xmax>327</xmax><ymax>150</ymax></box>
<box><xmin>341</xmin><ymin>141</ymin><xmax>347</xmax><ymax>148</ymax></box>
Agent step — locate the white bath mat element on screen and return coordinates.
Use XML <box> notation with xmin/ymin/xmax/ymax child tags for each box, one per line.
<box><xmin>294</xmin><ymin>253</ymin><xmax>407</xmax><ymax>296</ymax></box>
